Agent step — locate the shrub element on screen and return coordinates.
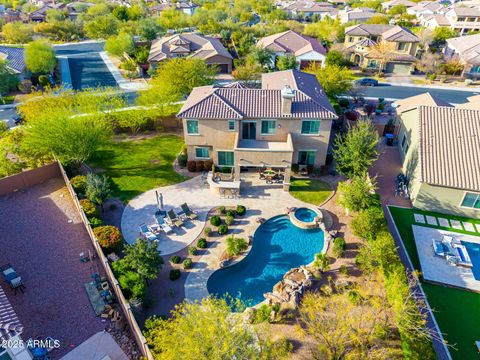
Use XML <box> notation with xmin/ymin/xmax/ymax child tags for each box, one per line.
<box><xmin>170</xmin><ymin>255</ymin><xmax>181</xmax><ymax>264</ymax></box>
<box><xmin>89</xmin><ymin>217</ymin><xmax>103</xmax><ymax>228</ymax></box>
<box><xmin>80</xmin><ymin>199</ymin><xmax>98</xmax><ymax>218</ymax></box>
<box><xmin>226</xmin><ymin>236</ymin><xmax>247</xmax><ymax>257</ymax></box>
<box><xmin>217</xmin><ymin>206</ymin><xmax>225</xmax><ymax>215</ymax></box>
<box><xmin>188</xmin><ymin>246</ymin><xmax>198</xmax><ymax>255</ymax></box>
<box><xmin>351</xmin><ymin>206</ymin><xmax>387</xmax><ymax>241</ymax></box>
<box><xmin>169</xmin><ymin>269</ymin><xmax>181</xmax><ymax>280</ymax></box>
<box><xmin>197</xmin><ymin>238</ymin><xmax>207</xmax><ymax>248</ymax></box>
<box><xmin>187</xmin><ymin>160</ymin><xmax>196</xmax><ymax>172</ymax></box>
<box><xmin>252</xmin><ymin>304</ymin><xmax>272</xmax><ymax>324</ymax></box>
<box><xmin>183</xmin><ymin>258</ymin><xmax>193</xmax><ymax>269</ymax></box>
<box><xmin>203</xmin><ymin>160</ymin><xmax>213</xmax><ymax>171</ymax></box>
<box><xmin>195</xmin><ymin>160</ymin><xmax>204</xmax><ymax>172</ymax></box>
<box><xmin>338</xmin><ymin>98</ymin><xmax>350</xmax><ymax>108</ymax></box>
<box><xmin>204</xmin><ymin>227</ymin><xmax>212</xmax><ymax>237</ymax></box>
<box><xmin>177</xmin><ymin>153</ymin><xmax>187</xmax><ymax>167</ymax></box>
<box><xmin>236</xmin><ymin>205</ymin><xmax>246</xmax><ymax>216</ymax></box>
<box><xmin>210</xmin><ymin>215</ymin><xmax>221</xmax><ymax>226</ymax></box>
<box><xmin>38</xmin><ymin>74</ymin><xmax>49</xmax><ymax>87</ymax></box>
<box><xmin>333</xmin><ymin>237</ymin><xmax>346</xmax><ymax>258</ymax></box>
<box><xmin>226</xmin><ymin>209</ymin><xmax>235</xmax><ymax>218</ymax></box>
<box><xmin>339</xmin><ymin>264</ymin><xmax>349</xmax><ymax>275</ymax></box>
<box><xmin>70</xmin><ymin>175</ymin><xmax>87</xmax><ymax>195</ymax></box>
<box><xmin>94</xmin><ymin>225</ymin><xmax>124</xmax><ymax>253</ymax></box>
<box><xmin>117</xmin><ymin>270</ymin><xmax>146</xmax><ymax>300</ymax></box>
<box><xmin>345</xmin><ymin>110</ymin><xmax>359</xmax><ymax>121</ymax></box>
<box><xmin>225</xmin><ymin>215</ymin><xmax>234</xmax><ymax>226</ymax></box>
<box><xmin>217</xmin><ymin>224</ymin><xmax>229</xmax><ymax>235</ymax></box>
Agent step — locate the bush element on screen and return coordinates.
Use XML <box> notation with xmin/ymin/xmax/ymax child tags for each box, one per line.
<box><xmin>188</xmin><ymin>246</ymin><xmax>198</xmax><ymax>255</ymax></box>
<box><xmin>226</xmin><ymin>209</ymin><xmax>235</xmax><ymax>218</ymax></box>
<box><xmin>70</xmin><ymin>175</ymin><xmax>87</xmax><ymax>195</ymax></box>
<box><xmin>333</xmin><ymin>237</ymin><xmax>346</xmax><ymax>258</ymax></box>
<box><xmin>339</xmin><ymin>264</ymin><xmax>349</xmax><ymax>275</ymax></box>
<box><xmin>195</xmin><ymin>160</ymin><xmax>204</xmax><ymax>172</ymax></box>
<box><xmin>117</xmin><ymin>270</ymin><xmax>146</xmax><ymax>300</ymax></box>
<box><xmin>338</xmin><ymin>98</ymin><xmax>350</xmax><ymax>108</ymax></box>
<box><xmin>197</xmin><ymin>238</ymin><xmax>207</xmax><ymax>248</ymax></box>
<box><xmin>204</xmin><ymin>227</ymin><xmax>212</xmax><ymax>237</ymax></box>
<box><xmin>217</xmin><ymin>206</ymin><xmax>225</xmax><ymax>215</ymax></box>
<box><xmin>183</xmin><ymin>258</ymin><xmax>193</xmax><ymax>269</ymax></box>
<box><xmin>226</xmin><ymin>236</ymin><xmax>247</xmax><ymax>257</ymax></box>
<box><xmin>80</xmin><ymin>199</ymin><xmax>98</xmax><ymax>218</ymax></box>
<box><xmin>170</xmin><ymin>255</ymin><xmax>181</xmax><ymax>264</ymax></box>
<box><xmin>236</xmin><ymin>205</ymin><xmax>246</xmax><ymax>216</ymax></box>
<box><xmin>210</xmin><ymin>215</ymin><xmax>221</xmax><ymax>226</ymax></box>
<box><xmin>89</xmin><ymin>217</ymin><xmax>103</xmax><ymax>228</ymax></box>
<box><xmin>169</xmin><ymin>269</ymin><xmax>181</xmax><ymax>280</ymax></box>
<box><xmin>217</xmin><ymin>224</ymin><xmax>229</xmax><ymax>235</ymax></box>
<box><xmin>203</xmin><ymin>160</ymin><xmax>213</xmax><ymax>171</ymax></box>
<box><xmin>351</xmin><ymin>206</ymin><xmax>387</xmax><ymax>241</ymax></box>
<box><xmin>187</xmin><ymin>160</ymin><xmax>196</xmax><ymax>172</ymax></box>
<box><xmin>225</xmin><ymin>215</ymin><xmax>234</xmax><ymax>226</ymax></box>
<box><xmin>345</xmin><ymin>110</ymin><xmax>359</xmax><ymax>121</ymax></box>
<box><xmin>94</xmin><ymin>225</ymin><xmax>124</xmax><ymax>253</ymax></box>
<box><xmin>177</xmin><ymin>153</ymin><xmax>187</xmax><ymax>167</ymax></box>
<box><xmin>252</xmin><ymin>304</ymin><xmax>272</xmax><ymax>324</ymax></box>
<box><xmin>38</xmin><ymin>74</ymin><xmax>50</xmax><ymax>87</ymax></box>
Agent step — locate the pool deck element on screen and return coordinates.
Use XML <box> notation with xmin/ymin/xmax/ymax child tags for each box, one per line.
<box><xmin>412</xmin><ymin>225</ymin><xmax>480</xmax><ymax>292</ymax></box>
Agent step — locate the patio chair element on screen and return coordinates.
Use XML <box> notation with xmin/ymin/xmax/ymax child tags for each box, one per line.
<box><xmin>139</xmin><ymin>223</ymin><xmax>158</xmax><ymax>241</ymax></box>
<box><xmin>156</xmin><ymin>214</ymin><xmax>173</xmax><ymax>234</ymax></box>
<box><xmin>180</xmin><ymin>203</ymin><xmax>198</xmax><ymax>220</ymax></box>
<box><xmin>167</xmin><ymin>209</ymin><xmax>184</xmax><ymax>227</ymax></box>
<box><xmin>1</xmin><ymin>264</ymin><xmax>17</xmax><ymax>282</ymax></box>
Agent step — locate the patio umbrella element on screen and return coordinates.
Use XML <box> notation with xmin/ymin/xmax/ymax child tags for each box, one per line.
<box><xmin>159</xmin><ymin>193</ymin><xmax>164</xmax><ymax>210</ymax></box>
<box><xmin>155</xmin><ymin>190</ymin><xmax>160</xmax><ymax>210</ymax></box>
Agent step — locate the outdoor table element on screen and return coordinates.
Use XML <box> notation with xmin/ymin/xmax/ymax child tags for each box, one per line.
<box><xmin>149</xmin><ymin>224</ymin><xmax>162</xmax><ymax>234</ymax></box>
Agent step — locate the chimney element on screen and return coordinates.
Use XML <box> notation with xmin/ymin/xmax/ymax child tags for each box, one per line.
<box><xmin>281</xmin><ymin>85</ymin><xmax>295</xmax><ymax>115</ymax></box>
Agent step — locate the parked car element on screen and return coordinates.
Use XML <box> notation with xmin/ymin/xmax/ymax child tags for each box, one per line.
<box><xmin>356</xmin><ymin>78</ymin><xmax>378</xmax><ymax>86</ymax></box>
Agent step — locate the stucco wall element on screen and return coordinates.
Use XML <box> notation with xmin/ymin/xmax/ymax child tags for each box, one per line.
<box><xmin>413</xmin><ymin>183</ymin><xmax>480</xmax><ymax>219</ymax></box>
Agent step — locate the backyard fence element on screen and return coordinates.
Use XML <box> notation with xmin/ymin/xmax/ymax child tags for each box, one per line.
<box><xmin>0</xmin><ymin>162</ymin><xmax>61</xmax><ymax>196</ymax></box>
<box><xmin>57</xmin><ymin>162</ymin><xmax>154</xmax><ymax>360</ymax></box>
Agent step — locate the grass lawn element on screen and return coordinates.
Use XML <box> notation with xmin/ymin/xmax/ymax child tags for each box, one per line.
<box><xmin>1</xmin><ymin>95</ymin><xmax>15</xmax><ymax>105</ymax></box>
<box><xmin>89</xmin><ymin>134</ymin><xmax>186</xmax><ymax>201</ymax></box>
<box><xmin>388</xmin><ymin>206</ymin><xmax>480</xmax><ymax>360</ymax></box>
<box><xmin>289</xmin><ymin>177</ymin><xmax>332</xmax><ymax>205</ymax></box>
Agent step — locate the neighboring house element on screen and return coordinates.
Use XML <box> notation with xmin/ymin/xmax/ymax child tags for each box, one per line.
<box><xmin>444</xmin><ymin>33</ymin><xmax>480</xmax><ymax>78</ymax></box>
<box><xmin>444</xmin><ymin>5</ymin><xmax>480</xmax><ymax>35</ymax></box>
<box><xmin>257</xmin><ymin>30</ymin><xmax>327</xmax><ymax>69</ymax></box>
<box><xmin>381</xmin><ymin>0</ymin><xmax>416</xmax><ymax>11</ymax></box>
<box><xmin>177</xmin><ymin>69</ymin><xmax>337</xmax><ymax>190</ymax></box>
<box><xmin>150</xmin><ymin>0</ymin><xmax>198</xmax><ymax>15</ymax></box>
<box><xmin>0</xmin><ymin>285</ymin><xmax>31</xmax><ymax>360</ymax></box>
<box><xmin>0</xmin><ymin>46</ymin><xmax>27</xmax><ymax>80</ymax></box>
<box><xmin>338</xmin><ymin>7</ymin><xmax>381</xmax><ymax>24</ymax></box>
<box><xmin>65</xmin><ymin>2</ymin><xmax>93</xmax><ymax>21</ymax></box>
<box><xmin>23</xmin><ymin>3</ymin><xmax>65</xmax><ymax>22</ymax></box>
<box><xmin>419</xmin><ymin>13</ymin><xmax>451</xmax><ymax>29</ymax></box>
<box><xmin>148</xmin><ymin>33</ymin><xmax>233</xmax><ymax>73</ymax></box>
<box><xmin>0</xmin><ymin>9</ymin><xmax>21</xmax><ymax>23</ymax></box>
<box><xmin>344</xmin><ymin>24</ymin><xmax>419</xmax><ymax>74</ymax></box>
<box><xmin>395</xmin><ymin>93</ymin><xmax>480</xmax><ymax>219</ymax></box>
<box><xmin>407</xmin><ymin>1</ymin><xmax>446</xmax><ymax>16</ymax></box>
<box><xmin>279</xmin><ymin>0</ymin><xmax>338</xmax><ymax>19</ymax></box>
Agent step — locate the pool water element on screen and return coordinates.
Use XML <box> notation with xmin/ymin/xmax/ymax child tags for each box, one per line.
<box><xmin>462</xmin><ymin>241</ymin><xmax>480</xmax><ymax>280</ymax></box>
<box><xmin>294</xmin><ymin>207</ymin><xmax>317</xmax><ymax>223</ymax></box>
<box><xmin>207</xmin><ymin>215</ymin><xmax>324</xmax><ymax>306</ymax></box>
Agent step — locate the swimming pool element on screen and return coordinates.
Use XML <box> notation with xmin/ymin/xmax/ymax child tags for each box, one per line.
<box><xmin>207</xmin><ymin>215</ymin><xmax>324</xmax><ymax>306</ymax></box>
<box><xmin>462</xmin><ymin>241</ymin><xmax>480</xmax><ymax>280</ymax></box>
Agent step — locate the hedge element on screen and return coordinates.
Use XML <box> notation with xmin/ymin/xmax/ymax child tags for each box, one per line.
<box><xmin>94</xmin><ymin>225</ymin><xmax>124</xmax><ymax>253</ymax></box>
<box><xmin>80</xmin><ymin>199</ymin><xmax>98</xmax><ymax>218</ymax></box>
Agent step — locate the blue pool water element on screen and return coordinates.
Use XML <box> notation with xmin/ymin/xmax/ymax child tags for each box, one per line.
<box><xmin>294</xmin><ymin>207</ymin><xmax>317</xmax><ymax>222</ymax></box>
<box><xmin>207</xmin><ymin>215</ymin><xmax>324</xmax><ymax>306</ymax></box>
<box><xmin>462</xmin><ymin>241</ymin><xmax>480</xmax><ymax>280</ymax></box>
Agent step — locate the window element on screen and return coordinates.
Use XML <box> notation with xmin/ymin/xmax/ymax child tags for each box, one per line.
<box><xmin>0</xmin><ymin>347</ymin><xmax>12</xmax><ymax>360</ymax></box>
<box><xmin>195</xmin><ymin>147</ymin><xmax>209</xmax><ymax>159</ymax></box>
<box><xmin>457</xmin><ymin>17</ymin><xmax>465</xmax><ymax>22</ymax></box>
<box><xmin>397</xmin><ymin>42</ymin><xmax>407</xmax><ymax>51</ymax></box>
<box><xmin>298</xmin><ymin>151</ymin><xmax>316</xmax><ymax>166</ymax></box>
<box><xmin>368</xmin><ymin>60</ymin><xmax>378</xmax><ymax>69</ymax></box>
<box><xmin>471</xmin><ymin>65</ymin><xmax>480</xmax><ymax>74</ymax></box>
<box><xmin>261</xmin><ymin>120</ymin><xmax>276</xmax><ymax>135</ymax></box>
<box><xmin>218</xmin><ymin>151</ymin><xmax>234</xmax><ymax>166</ymax></box>
<box><xmin>228</xmin><ymin>120</ymin><xmax>235</xmax><ymax>131</ymax></box>
<box><xmin>301</xmin><ymin>120</ymin><xmax>320</xmax><ymax>135</ymax></box>
<box><xmin>401</xmin><ymin>134</ymin><xmax>407</xmax><ymax>148</ymax></box>
<box><xmin>348</xmin><ymin>36</ymin><xmax>354</xmax><ymax>42</ymax></box>
<box><xmin>461</xmin><ymin>192</ymin><xmax>480</xmax><ymax>209</ymax></box>
<box><xmin>186</xmin><ymin>120</ymin><xmax>199</xmax><ymax>134</ymax></box>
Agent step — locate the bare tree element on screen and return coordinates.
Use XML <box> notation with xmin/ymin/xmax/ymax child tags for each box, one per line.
<box><xmin>416</xmin><ymin>52</ymin><xmax>443</xmax><ymax>77</ymax></box>
<box><xmin>372</xmin><ymin>41</ymin><xmax>396</xmax><ymax>74</ymax></box>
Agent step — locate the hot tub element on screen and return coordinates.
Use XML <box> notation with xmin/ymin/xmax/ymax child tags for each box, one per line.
<box><xmin>289</xmin><ymin>207</ymin><xmax>322</xmax><ymax>229</ymax></box>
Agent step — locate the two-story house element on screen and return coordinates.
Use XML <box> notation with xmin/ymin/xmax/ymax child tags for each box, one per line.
<box><xmin>177</xmin><ymin>70</ymin><xmax>337</xmax><ymax>191</ymax></box>
<box><xmin>444</xmin><ymin>33</ymin><xmax>480</xmax><ymax>78</ymax></box>
<box><xmin>344</xmin><ymin>24</ymin><xmax>420</xmax><ymax>74</ymax></box>
<box><xmin>422</xmin><ymin>5</ymin><xmax>480</xmax><ymax>34</ymax></box>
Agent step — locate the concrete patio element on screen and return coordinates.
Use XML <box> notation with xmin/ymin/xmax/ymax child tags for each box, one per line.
<box><xmin>412</xmin><ymin>225</ymin><xmax>480</xmax><ymax>292</ymax></box>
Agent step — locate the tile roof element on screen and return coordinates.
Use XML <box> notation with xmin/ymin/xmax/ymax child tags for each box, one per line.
<box><xmin>284</xmin><ymin>0</ymin><xmax>337</xmax><ymax>13</ymax></box>
<box><xmin>178</xmin><ymin>70</ymin><xmax>337</xmax><ymax>120</ymax></box>
<box><xmin>446</xmin><ymin>34</ymin><xmax>480</xmax><ymax>65</ymax></box>
<box><xmin>0</xmin><ymin>46</ymin><xmax>25</xmax><ymax>74</ymax></box>
<box><xmin>382</xmin><ymin>0</ymin><xmax>416</xmax><ymax>7</ymax></box>
<box><xmin>257</xmin><ymin>30</ymin><xmax>326</xmax><ymax>57</ymax></box>
<box><xmin>418</xmin><ymin>106</ymin><xmax>480</xmax><ymax>191</ymax></box>
<box><xmin>451</xmin><ymin>5</ymin><xmax>480</xmax><ymax>17</ymax></box>
<box><xmin>422</xmin><ymin>13</ymin><xmax>450</xmax><ymax>26</ymax></box>
<box><xmin>0</xmin><ymin>285</ymin><xmax>23</xmax><ymax>341</ymax></box>
<box><xmin>345</xmin><ymin>24</ymin><xmax>419</xmax><ymax>43</ymax></box>
<box><xmin>394</xmin><ymin>92</ymin><xmax>452</xmax><ymax>113</ymax></box>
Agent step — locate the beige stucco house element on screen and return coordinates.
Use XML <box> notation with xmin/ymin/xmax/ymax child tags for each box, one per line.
<box><xmin>344</xmin><ymin>24</ymin><xmax>419</xmax><ymax>75</ymax></box>
<box><xmin>177</xmin><ymin>70</ymin><xmax>337</xmax><ymax>190</ymax></box>
<box><xmin>395</xmin><ymin>93</ymin><xmax>480</xmax><ymax>219</ymax></box>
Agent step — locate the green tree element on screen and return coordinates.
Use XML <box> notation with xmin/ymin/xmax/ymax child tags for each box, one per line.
<box><xmin>356</xmin><ymin>231</ymin><xmax>399</xmax><ymax>274</ymax></box>
<box><xmin>303</xmin><ymin>18</ymin><xmax>345</xmax><ymax>44</ymax></box>
<box><xmin>325</xmin><ymin>49</ymin><xmax>349</xmax><ymax>67</ymax></box>
<box><xmin>85</xmin><ymin>173</ymin><xmax>111</xmax><ymax>210</ymax></box>
<box><xmin>337</xmin><ymin>175</ymin><xmax>380</xmax><ymax>213</ymax></box>
<box><xmin>232</xmin><ymin>60</ymin><xmax>262</xmax><ymax>86</ymax></box>
<box><xmin>388</xmin><ymin>5</ymin><xmax>407</xmax><ymax>15</ymax></box>
<box><xmin>248</xmin><ymin>47</ymin><xmax>274</xmax><ymax>69</ymax></box>
<box><xmin>307</xmin><ymin>64</ymin><xmax>353</xmax><ymax>100</ymax></box>
<box><xmin>276</xmin><ymin>53</ymin><xmax>299</xmax><ymax>70</ymax></box>
<box><xmin>2</xmin><ymin>22</ymin><xmax>34</xmax><ymax>43</ymax></box>
<box><xmin>157</xmin><ymin>8</ymin><xmax>190</xmax><ymax>30</ymax></box>
<box><xmin>351</xmin><ymin>205</ymin><xmax>386</xmax><ymax>240</ymax></box>
<box><xmin>144</xmin><ymin>297</ymin><xmax>274</xmax><ymax>359</ymax></box>
<box><xmin>25</xmin><ymin>40</ymin><xmax>56</xmax><ymax>74</ymax></box>
<box><xmin>433</xmin><ymin>27</ymin><xmax>458</xmax><ymax>43</ymax></box>
<box><xmin>138</xmin><ymin>17</ymin><xmax>161</xmax><ymax>41</ymax></box>
<box><xmin>84</xmin><ymin>15</ymin><xmax>119</xmax><ymax>39</ymax></box>
<box><xmin>33</xmin><ymin>20</ymin><xmax>83</xmax><ymax>42</ymax></box>
<box><xmin>138</xmin><ymin>58</ymin><xmax>216</xmax><ymax>105</ymax></box>
<box><xmin>45</xmin><ymin>8</ymin><xmax>65</xmax><ymax>23</ymax></box>
<box><xmin>313</xmin><ymin>252</ymin><xmax>330</xmax><ymax>273</ymax></box>
<box><xmin>333</xmin><ymin>119</ymin><xmax>379</xmax><ymax>178</ymax></box>
<box><xmin>105</xmin><ymin>32</ymin><xmax>135</xmax><ymax>59</ymax></box>
<box><xmin>0</xmin><ymin>60</ymin><xmax>18</xmax><ymax>95</ymax></box>
<box><xmin>124</xmin><ymin>238</ymin><xmax>164</xmax><ymax>285</ymax></box>
<box><xmin>365</xmin><ymin>15</ymin><xmax>390</xmax><ymax>24</ymax></box>
<box><xmin>112</xmin><ymin>5</ymin><xmax>129</xmax><ymax>21</ymax></box>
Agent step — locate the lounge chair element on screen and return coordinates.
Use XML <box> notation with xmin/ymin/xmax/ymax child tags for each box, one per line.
<box><xmin>139</xmin><ymin>223</ymin><xmax>157</xmax><ymax>241</ymax></box>
<box><xmin>432</xmin><ymin>239</ymin><xmax>445</xmax><ymax>257</ymax></box>
<box><xmin>156</xmin><ymin>215</ymin><xmax>173</xmax><ymax>234</ymax></box>
<box><xmin>180</xmin><ymin>203</ymin><xmax>198</xmax><ymax>220</ymax></box>
<box><xmin>167</xmin><ymin>209</ymin><xmax>184</xmax><ymax>227</ymax></box>
<box><xmin>1</xmin><ymin>264</ymin><xmax>18</xmax><ymax>282</ymax></box>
